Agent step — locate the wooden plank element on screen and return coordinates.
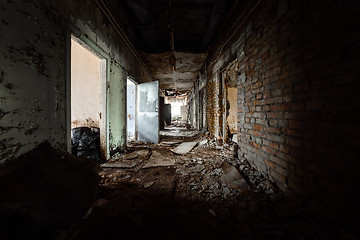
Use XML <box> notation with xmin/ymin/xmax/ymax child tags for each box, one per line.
<box><xmin>101</xmin><ymin>161</ymin><xmax>137</xmax><ymax>168</ymax></box>
<box><xmin>170</xmin><ymin>141</ymin><xmax>198</xmax><ymax>155</ymax></box>
<box><xmin>142</xmin><ymin>150</ymin><xmax>175</xmax><ymax>168</ymax></box>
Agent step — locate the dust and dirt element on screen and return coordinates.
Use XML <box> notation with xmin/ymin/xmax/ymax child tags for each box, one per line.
<box><xmin>58</xmin><ymin>127</ymin><xmax>335</xmax><ymax>240</ymax></box>
<box><xmin>0</xmin><ymin>141</ymin><xmax>100</xmax><ymax>239</ymax></box>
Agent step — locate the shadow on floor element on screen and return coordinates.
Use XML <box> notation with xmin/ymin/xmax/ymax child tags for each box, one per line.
<box><xmin>64</xmin><ymin>167</ymin><xmax>338</xmax><ymax>240</ymax></box>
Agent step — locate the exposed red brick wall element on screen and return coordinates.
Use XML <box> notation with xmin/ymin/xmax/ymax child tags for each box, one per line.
<box><xmin>204</xmin><ymin>0</ymin><xmax>360</xmax><ymax>229</ymax></box>
<box><xmin>206</xmin><ymin>72</ymin><xmax>223</xmax><ymax>138</ymax></box>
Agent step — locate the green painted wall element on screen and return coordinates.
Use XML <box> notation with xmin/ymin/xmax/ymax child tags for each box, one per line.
<box><xmin>108</xmin><ymin>61</ymin><xmax>127</xmax><ymax>155</ymax></box>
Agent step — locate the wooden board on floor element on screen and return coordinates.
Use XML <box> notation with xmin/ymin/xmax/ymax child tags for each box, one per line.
<box><xmin>142</xmin><ymin>150</ymin><xmax>175</xmax><ymax>168</ymax></box>
<box><xmin>170</xmin><ymin>141</ymin><xmax>198</xmax><ymax>155</ymax></box>
<box><xmin>101</xmin><ymin>160</ymin><xmax>137</xmax><ymax>169</ymax></box>
<box><xmin>220</xmin><ymin>162</ymin><xmax>249</xmax><ymax>191</ymax></box>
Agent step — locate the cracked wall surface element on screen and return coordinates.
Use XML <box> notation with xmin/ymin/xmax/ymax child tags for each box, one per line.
<box><xmin>0</xmin><ymin>0</ymin><xmax>152</xmax><ymax>164</ymax></box>
<box><xmin>201</xmin><ymin>0</ymin><xmax>360</xmax><ymax>229</ymax></box>
<box><xmin>0</xmin><ymin>0</ymin><xmax>66</xmax><ymax>163</ymax></box>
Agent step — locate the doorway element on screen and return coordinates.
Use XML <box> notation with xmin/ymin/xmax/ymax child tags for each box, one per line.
<box><xmin>222</xmin><ymin>59</ymin><xmax>238</xmax><ymax>142</ymax></box>
<box><xmin>70</xmin><ymin>37</ymin><xmax>107</xmax><ymax>161</ymax></box>
<box><xmin>127</xmin><ymin>77</ymin><xmax>136</xmax><ymax>143</ymax></box>
<box><xmin>137</xmin><ymin>81</ymin><xmax>159</xmax><ymax>143</ymax></box>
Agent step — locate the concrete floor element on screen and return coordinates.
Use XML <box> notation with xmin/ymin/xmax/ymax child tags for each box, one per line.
<box><xmin>56</xmin><ymin>127</ymin><xmax>343</xmax><ymax>240</ymax></box>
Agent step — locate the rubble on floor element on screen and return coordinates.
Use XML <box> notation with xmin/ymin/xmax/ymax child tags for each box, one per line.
<box><xmin>159</xmin><ymin>126</ymin><xmax>199</xmax><ymax>138</ymax></box>
<box><xmin>220</xmin><ymin>162</ymin><xmax>249</xmax><ymax>192</ymax></box>
<box><xmin>57</xmin><ymin>131</ymin><xmax>339</xmax><ymax>239</ymax></box>
<box><xmin>99</xmin><ymin>133</ymin><xmax>277</xmax><ymax>201</ymax></box>
<box><xmin>143</xmin><ymin>149</ymin><xmax>175</xmax><ymax>168</ymax></box>
<box><xmin>0</xmin><ymin>141</ymin><xmax>100</xmax><ymax>239</ymax></box>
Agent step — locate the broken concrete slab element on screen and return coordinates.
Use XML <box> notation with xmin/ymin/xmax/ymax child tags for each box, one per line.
<box><xmin>111</xmin><ymin>148</ymin><xmax>150</xmax><ymax>161</ymax></box>
<box><xmin>0</xmin><ymin>141</ymin><xmax>100</xmax><ymax>238</ymax></box>
<box><xmin>101</xmin><ymin>160</ymin><xmax>137</xmax><ymax>169</ymax></box>
<box><xmin>160</xmin><ymin>140</ymin><xmax>183</xmax><ymax>146</ymax></box>
<box><xmin>134</xmin><ymin>149</ymin><xmax>151</xmax><ymax>158</ymax></box>
<box><xmin>143</xmin><ymin>150</ymin><xmax>175</xmax><ymax>168</ymax></box>
<box><xmin>171</xmin><ymin>141</ymin><xmax>198</xmax><ymax>155</ymax></box>
<box><xmin>123</xmin><ymin>149</ymin><xmax>151</xmax><ymax>160</ymax></box>
<box><xmin>102</xmin><ymin>150</ymin><xmax>150</xmax><ymax>169</ymax></box>
<box><xmin>144</xmin><ymin>181</ymin><xmax>156</xmax><ymax>188</ymax></box>
<box><xmin>220</xmin><ymin>162</ymin><xmax>249</xmax><ymax>191</ymax></box>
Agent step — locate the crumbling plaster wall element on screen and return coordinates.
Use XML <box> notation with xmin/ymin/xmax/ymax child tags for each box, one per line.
<box><xmin>0</xmin><ymin>0</ymin><xmax>152</xmax><ymax>164</ymax></box>
<box><xmin>203</xmin><ymin>0</ymin><xmax>360</xmax><ymax>229</ymax></box>
<box><xmin>187</xmin><ymin>89</ymin><xmax>195</xmax><ymax>127</ymax></box>
<box><xmin>187</xmin><ymin>79</ymin><xmax>200</xmax><ymax>129</ymax></box>
<box><xmin>108</xmin><ymin>61</ymin><xmax>127</xmax><ymax>155</ymax></box>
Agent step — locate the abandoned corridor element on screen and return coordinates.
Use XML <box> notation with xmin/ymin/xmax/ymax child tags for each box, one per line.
<box><xmin>0</xmin><ymin>0</ymin><xmax>359</xmax><ymax>239</ymax></box>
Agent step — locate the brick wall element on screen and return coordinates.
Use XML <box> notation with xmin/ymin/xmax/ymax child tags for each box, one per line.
<box><xmin>206</xmin><ymin>72</ymin><xmax>223</xmax><ymax>138</ymax></box>
<box><xmin>204</xmin><ymin>0</ymin><xmax>360</xmax><ymax>229</ymax></box>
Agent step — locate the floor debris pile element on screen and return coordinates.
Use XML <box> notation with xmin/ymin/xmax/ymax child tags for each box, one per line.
<box><xmin>159</xmin><ymin>126</ymin><xmax>199</xmax><ymax>138</ymax></box>
<box><xmin>0</xmin><ymin>141</ymin><xmax>100</xmax><ymax>239</ymax></box>
<box><xmin>59</xmin><ymin>127</ymin><xmax>339</xmax><ymax>239</ymax></box>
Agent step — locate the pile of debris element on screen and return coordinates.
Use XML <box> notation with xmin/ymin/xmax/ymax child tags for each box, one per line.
<box><xmin>0</xmin><ymin>141</ymin><xmax>100</xmax><ymax>239</ymax></box>
<box><xmin>99</xmin><ymin>136</ymin><xmax>279</xmax><ymax>202</ymax></box>
<box><xmin>60</xmin><ymin>132</ymin><xmax>342</xmax><ymax>239</ymax></box>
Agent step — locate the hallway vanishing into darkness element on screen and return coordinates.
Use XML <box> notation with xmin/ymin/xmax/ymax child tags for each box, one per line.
<box><xmin>0</xmin><ymin>0</ymin><xmax>359</xmax><ymax>239</ymax></box>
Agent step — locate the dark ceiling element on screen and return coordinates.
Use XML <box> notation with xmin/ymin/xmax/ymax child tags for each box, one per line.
<box><xmin>105</xmin><ymin>0</ymin><xmax>235</xmax><ymax>91</ymax></box>
<box><xmin>106</xmin><ymin>0</ymin><xmax>233</xmax><ymax>53</ymax></box>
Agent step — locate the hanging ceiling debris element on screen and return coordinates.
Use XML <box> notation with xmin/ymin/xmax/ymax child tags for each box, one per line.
<box><xmin>140</xmin><ymin>51</ymin><xmax>207</xmax><ymax>90</ymax></box>
<box><xmin>164</xmin><ymin>89</ymin><xmax>188</xmax><ymax>97</ymax></box>
<box><xmin>104</xmin><ymin>0</ymin><xmax>233</xmax><ymax>90</ymax></box>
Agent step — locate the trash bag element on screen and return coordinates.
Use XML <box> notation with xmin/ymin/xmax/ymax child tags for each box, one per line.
<box><xmin>71</xmin><ymin>127</ymin><xmax>103</xmax><ymax>163</ymax></box>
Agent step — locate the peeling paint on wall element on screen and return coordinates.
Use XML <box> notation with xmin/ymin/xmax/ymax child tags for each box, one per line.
<box><xmin>108</xmin><ymin>61</ymin><xmax>127</xmax><ymax>155</ymax></box>
<box><xmin>0</xmin><ymin>0</ymin><xmax>66</xmax><ymax>164</ymax></box>
<box><xmin>0</xmin><ymin>0</ymin><xmax>152</xmax><ymax>164</ymax></box>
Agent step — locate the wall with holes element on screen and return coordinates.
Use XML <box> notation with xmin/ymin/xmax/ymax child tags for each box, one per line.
<box><xmin>0</xmin><ymin>0</ymin><xmax>152</xmax><ymax>163</ymax></box>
